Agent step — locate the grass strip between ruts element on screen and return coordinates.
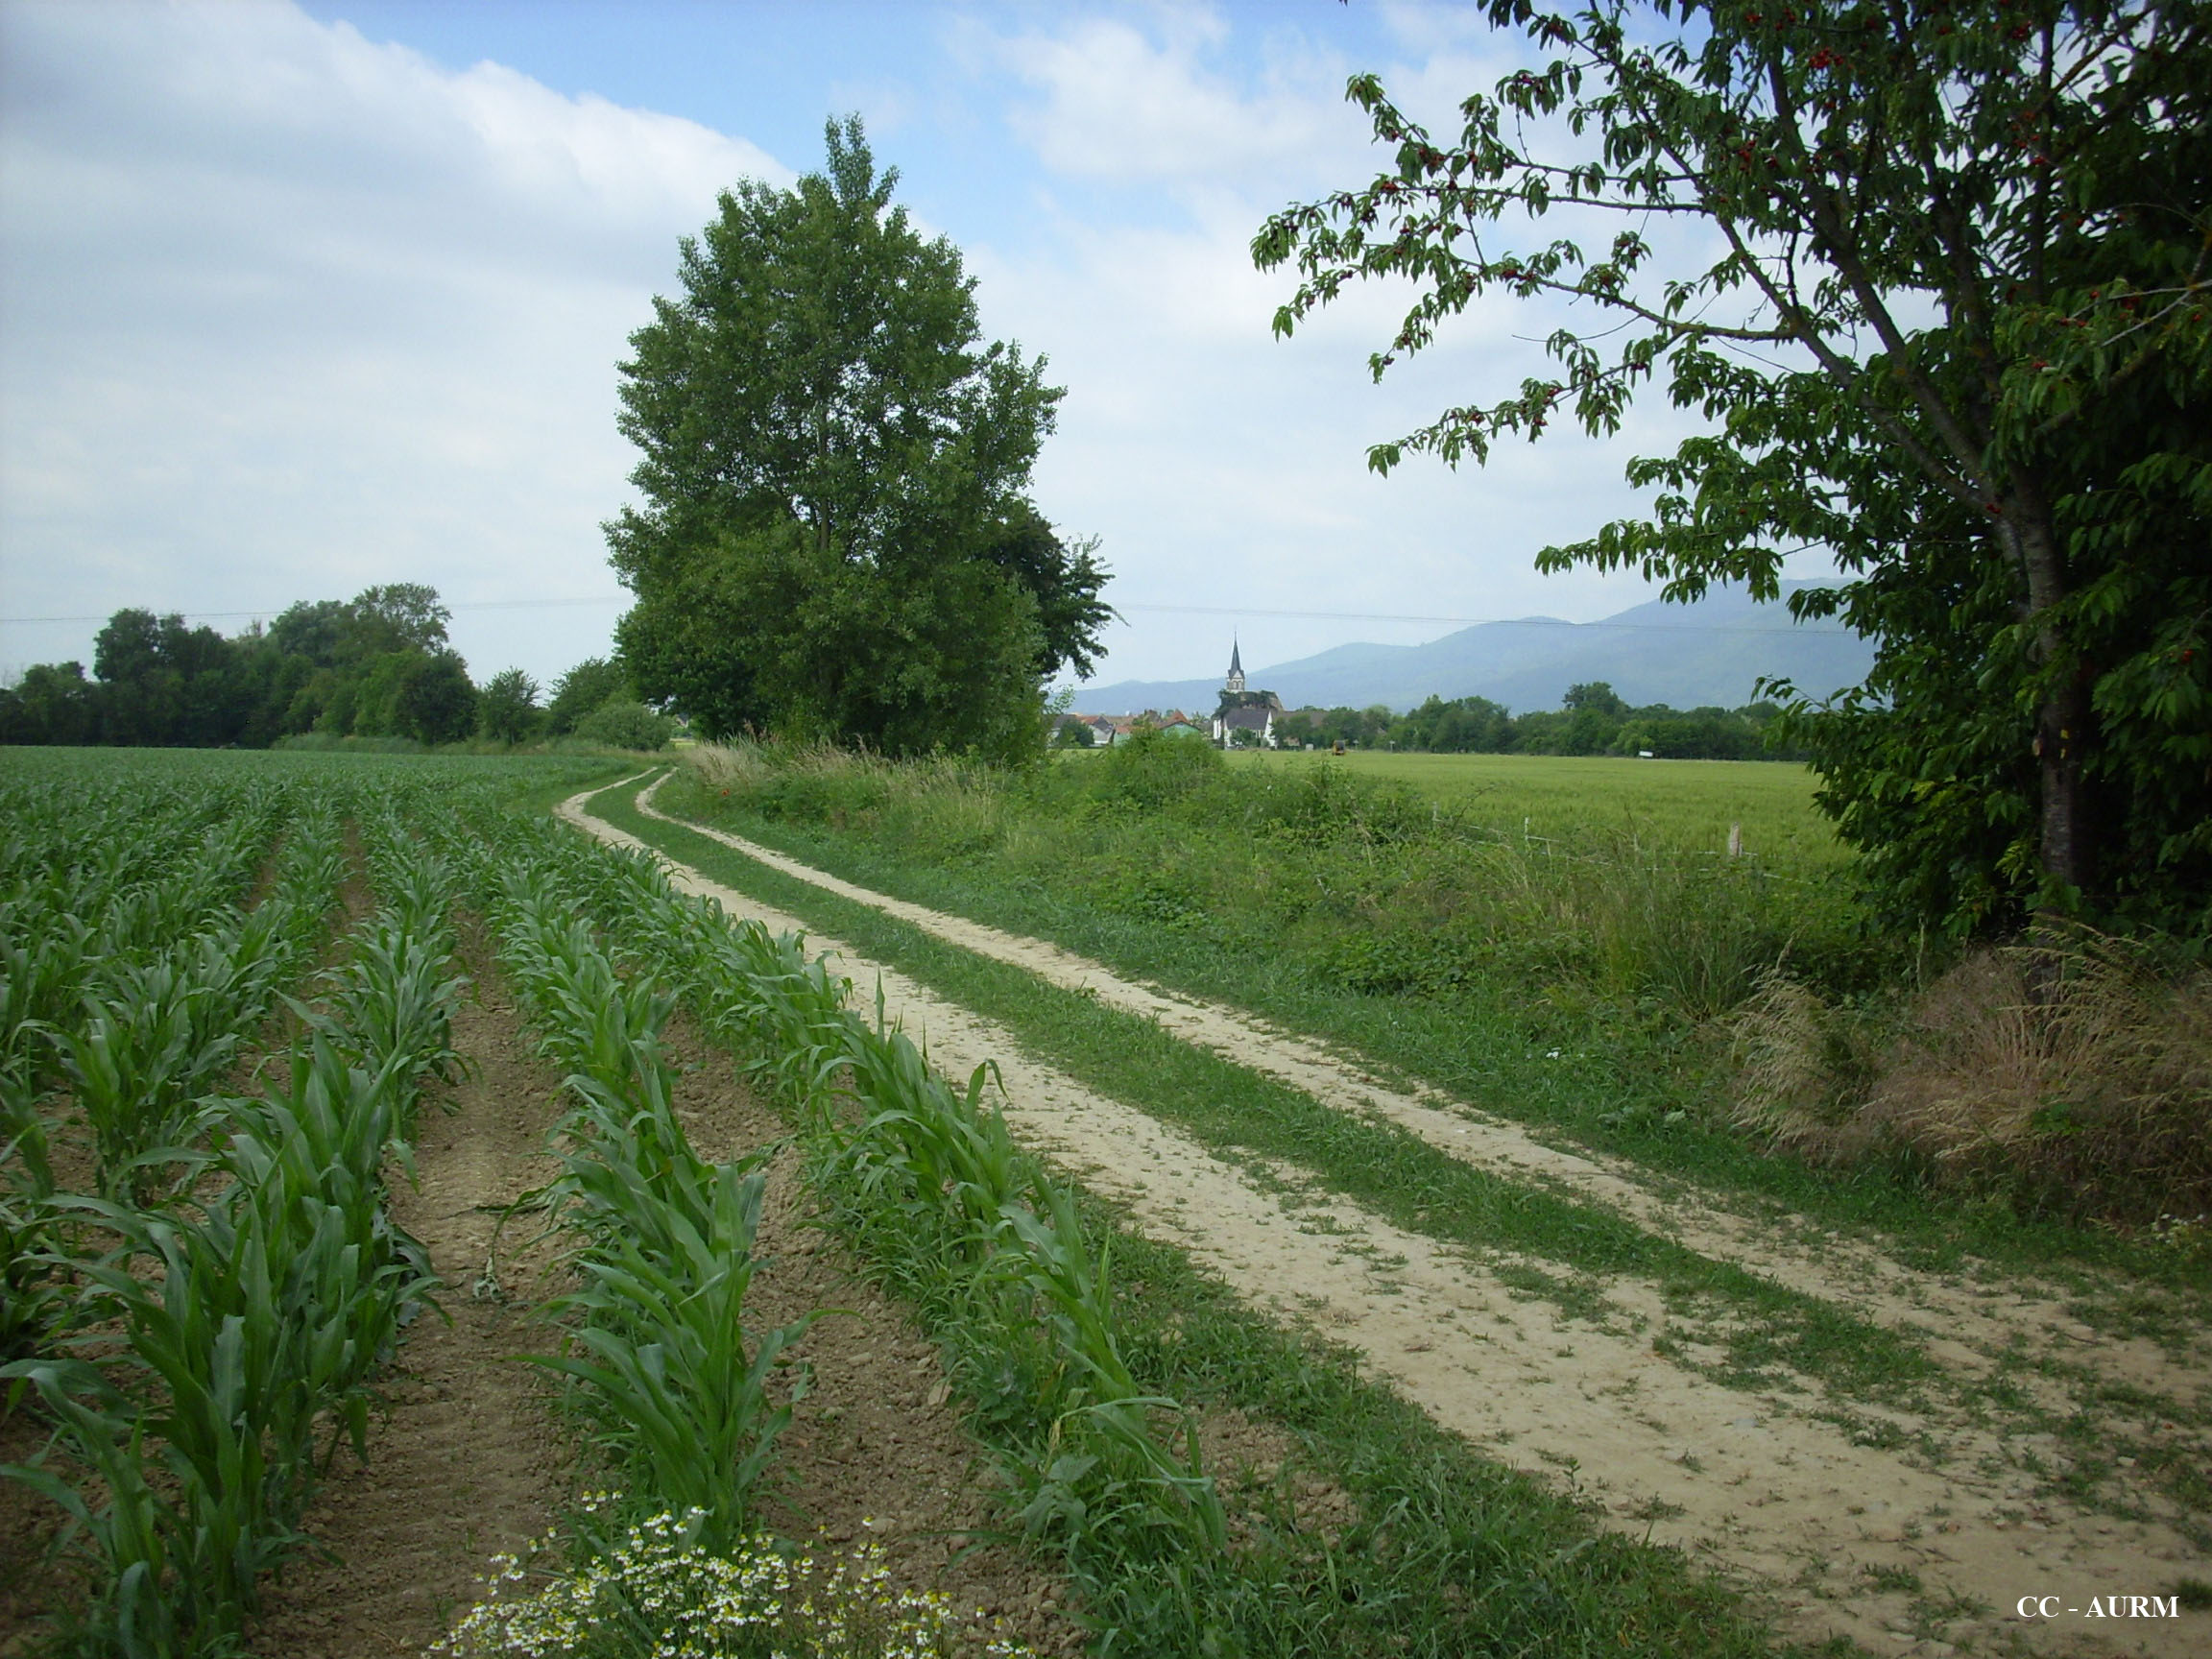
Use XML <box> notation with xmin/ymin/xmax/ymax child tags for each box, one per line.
<box><xmin>587</xmin><ymin>778</ymin><xmax>1941</xmax><ymax>1409</ymax></box>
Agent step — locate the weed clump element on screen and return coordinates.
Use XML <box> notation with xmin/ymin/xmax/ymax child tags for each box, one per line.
<box><xmin>1733</xmin><ymin>927</ymin><xmax>2212</xmax><ymax>1219</ymax></box>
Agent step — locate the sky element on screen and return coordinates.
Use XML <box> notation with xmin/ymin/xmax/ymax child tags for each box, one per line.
<box><xmin>0</xmin><ymin>0</ymin><xmax>1809</xmax><ymax>699</ymax></box>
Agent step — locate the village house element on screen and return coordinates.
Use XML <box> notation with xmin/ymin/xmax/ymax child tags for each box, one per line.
<box><xmin>1066</xmin><ymin>646</ymin><xmax>1285</xmax><ymax>748</ymax></box>
<box><xmin>1211</xmin><ymin>639</ymin><xmax>1284</xmax><ymax>748</ymax></box>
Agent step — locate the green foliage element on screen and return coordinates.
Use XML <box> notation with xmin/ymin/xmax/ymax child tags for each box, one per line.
<box><xmin>386</xmin><ymin>650</ymin><xmax>479</xmax><ymax>746</ymax></box>
<box><xmin>0</xmin><ymin>585</ymin><xmax>488</xmax><ymax>752</ymax></box>
<box><xmin>983</xmin><ymin>502</ymin><xmax>1117</xmax><ymax>682</ymax></box>
<box><xmin>574</xmin><ymin>699</ymin><xmax>677</xmax><ymax>752</ymax></box>
<box><xmin>545</xmin><ymin>657</ymin><xmax>633</xmax><ymax>737</ymax></box>
<box><xmin>480</xmin><ymin>855</ymin><xmax>818</xmax><ymax>1551</ymax></box>
<box><xmin>1255</xmin><ymin>1</ymin><xmax>2212</xmax><ymax>938</ymax></box>
<box><xmin>0</xmin><ymin>770</ymin><xmax>489</xmax><ymax>1653</ymax></box>
<box><xmin>2</xmin><ymin>749</ymin><xmax>1802</xmax><ymax>1659</ymax></box>
<box><xmin>607</xmin><ymin>118</ymin><xmax>1105</xmax><ymax>759</ymax></box>
<box><xmin>1087</xmin><ymin>724</ymin><xmax>1227</xmax><ymax>813</ymax></box>
<box><xmin>1276</xmin><ymin>703</ymin><xmax>1396</xmax><ymax>751</ymax></box>
<box><xmin>478</xmin><ymin>667</ymin><xmax>542</xmax><ymax>745</ymax></box>
<box><xmin>3</xmin><ymin>1035</ymin><xmax>439</xmax><ymax>1655</ymax></box>
<box><xmin>1370</xmin><ymin>685</ymin><xmax>1796</xmax><ymax>758</ymax></box>
<box><xmin>0</xmin><ymin>661</ymin><xmax>99</xmax><ymax>747</ymax></box>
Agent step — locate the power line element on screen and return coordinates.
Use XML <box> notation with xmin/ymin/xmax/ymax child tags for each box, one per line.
<box><xmin>2</xmin><ymin>593</ymin><xmax>1851</xmax><ymax>638</ymax></box>
<box><xmin>0</xmin><ymin>595</ymin><xmax>633</xmax><ymax>626</ymax></box>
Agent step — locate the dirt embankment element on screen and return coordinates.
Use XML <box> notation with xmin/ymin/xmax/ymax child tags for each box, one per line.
<box><xmin>571</xmin><ymin>777</ymin><xmax>2212</xmax><ymax>1659</ymax></box>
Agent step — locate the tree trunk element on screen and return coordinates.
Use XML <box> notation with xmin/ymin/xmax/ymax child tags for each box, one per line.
<box><xmin>2013</xmin><ymin>485</ymin><xmax>2098</xmax><ymax>907</ymax></box>
<box><xmin>2035</xmin><ymin>670</ymin><xmax>2097</xmax><ymax>896</ymax></box>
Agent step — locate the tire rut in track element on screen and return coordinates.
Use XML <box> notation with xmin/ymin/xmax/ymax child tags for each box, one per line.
<box><xmin>566</xmin><ymin>781</ymin><xmax>2212</xmax><ymax>1659</ymax></box>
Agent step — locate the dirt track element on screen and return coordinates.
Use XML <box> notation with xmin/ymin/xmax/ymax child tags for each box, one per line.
<box><xmin>561</xmin><ymin>774</ymin><xmax>2212</xmax><ymax>1659</ymax></box>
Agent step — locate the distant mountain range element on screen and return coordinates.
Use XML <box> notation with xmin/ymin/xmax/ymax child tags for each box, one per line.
<box><xmin>1078</xmin><ymin>582</ymin><xmax>1877</xmax><ymax>716</ymax></box>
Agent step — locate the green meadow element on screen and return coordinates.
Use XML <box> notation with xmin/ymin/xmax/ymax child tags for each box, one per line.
<box><xmin>1223</xmin><ymin>749</ymin><xmax>1842</xmax><ymax>864</ymax></box>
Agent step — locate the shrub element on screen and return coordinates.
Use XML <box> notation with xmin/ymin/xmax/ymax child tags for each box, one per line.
<box><xmin>575</xmin><ymin>701</ymin><xmax>677</xmax><ymax>752</ymax></box>
<box><xmin>1085</xmin><ymin>725</ymin><xmax>1224</xmax><ymax>814</ymax></box>
<box><xmin>272</xmin><ymin>732</ymin><xmax>422</xmax><ymax>754</ymax></box>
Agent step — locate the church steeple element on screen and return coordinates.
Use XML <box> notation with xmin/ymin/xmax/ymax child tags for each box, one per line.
<box><xmin>1225</xmin><ymin>637</ymin><xmax>1245</xmax><ymax>695</ymax></box>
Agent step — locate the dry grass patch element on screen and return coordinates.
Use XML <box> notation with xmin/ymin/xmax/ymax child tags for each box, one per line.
<box><xmin>1733</xmin><ymin>926</ymin><xmax>2212</xmax><ymax>1219</ymax></box>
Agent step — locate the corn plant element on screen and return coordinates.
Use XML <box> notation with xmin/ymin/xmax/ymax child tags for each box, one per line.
<box><xmin>499</xmin><ymin>903</ymin><xmax>677</xmax><ymax>1091</ymax></box>
<box><xmin>0</xmin><ymin>1182</ymin><xmax>60</xmax><ymax>1364</ymax></box>
<box><xmin>1</xmin><ymin>907</ymin><xmax>90</xmax><ymax>1102</ymax></box>
<box><xmin>483</xmin><ymin>858</ymin><xmax>823</xmax><ymax>1551</ymax></box>
<box><xmin>0</xmin><ymin>801</ymin><xmax>438</xmax><ymax>1659</ymax></box>
<box><xmin>819</xmin><ymin>1029</ymin><xmax>1226</xmax><ymax>1558</ymax></box>
<box><xmin>317</xmin><ymin>919</ymin><xmax>469</xmax><ymax>1144</ymax></box>
<box><xmin>1</xmin><ymin>1035</ymin><xmax>436</xmax><ymax>1656</ymax></box>
<box><xmin>532</xmin><ymin>1158</ymin><xmax>816</xmax><ymax>1554</ymax></box>
<box><xmin>60</xmin><ymin>962</ymin><xmax>236</xmax><ymax>1200</ymax></box>
<box><xmin>0</xmin><ymin>1355</ymin><xmax>216</xmax><ymax>1659</ymax></box>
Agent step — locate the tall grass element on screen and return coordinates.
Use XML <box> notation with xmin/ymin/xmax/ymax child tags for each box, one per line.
<box><xmin>681</xmin><ymin>733</ymin><xmax>1874</xmax><ymax>1020</ymax></box>
<box><xmin>1735</xmin><ymin>926</ymin><xmax>2212</xmax><ymax>1218</ymax></box>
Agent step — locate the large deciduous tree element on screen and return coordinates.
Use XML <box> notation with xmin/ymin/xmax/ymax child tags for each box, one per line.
<box><xmin>608</xmin><ymin>118</ymin><xmax>1109</xmax><ymax>759</ymax></box>
<box><xmin>1255</xmin><ymin>1</ymin><xmax>2211</xmax><ymax>937</ymax></box>
<box><xmin>477</xmin><ymin>667</ymin><xmax>541</xmax><ymax>745</ymax></box>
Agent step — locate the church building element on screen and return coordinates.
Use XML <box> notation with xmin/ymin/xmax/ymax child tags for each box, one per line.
<box><xmin>1212</xmin><ymin>638</ymin><xmax>1285</xmax><ymax>747</ymax></box>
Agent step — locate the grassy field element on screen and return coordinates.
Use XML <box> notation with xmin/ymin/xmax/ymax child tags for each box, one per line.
<box><xmin>1218</xmin><ymin>750</ymin><xmax>1843</xmax><ymax>865</ymax></box>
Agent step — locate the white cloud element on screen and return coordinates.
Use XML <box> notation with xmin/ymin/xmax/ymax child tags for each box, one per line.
<box><xmin>961</xmin><ymin>5</ymin><xmax>1678</xmax><ymax>691</ymax></box>
<box><xmin>0</xmin><ymin>0</ymin><xmax>786</xmax><ymax>685</ymax></box>
<box><xmin>974</xmin><ymin>3</ymin><xmax>1357</xmax><ymax>190</ymax></box>
<box><xmin>0</xmin><ymin>0</ymin><xmax>1743</xmax><ymax>705</ymax></box>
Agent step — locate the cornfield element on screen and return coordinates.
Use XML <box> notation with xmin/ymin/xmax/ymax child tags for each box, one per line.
<box><xmin>2</xmin><ymin>751</ymin><xmax>1193</xmax><ymax>1655</ymax></box>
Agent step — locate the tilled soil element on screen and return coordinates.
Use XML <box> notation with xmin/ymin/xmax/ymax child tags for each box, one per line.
<box><xmin>570</xmin><ymin>776</ymin><xmax>2212</xmax><ymax>1659</ymax></box>
<box><xmin>244</xmin><ymin>968</ymin><xmax>574</xmax><ymax>1658</ymax></box>
<box><xmin>5</xmin><ymin>934</ymin><xmax>1083</xmax><ymax>1656</ymax></box>
<box><xmin>245</xmin><ymin>955</ymin><xmax>1084</xmax><ymax>1657</ymax></box>
<box><xmin>0</xmin><ymin>1411</ymin><xmax>89</xmax><ymax>1657</ymax></box>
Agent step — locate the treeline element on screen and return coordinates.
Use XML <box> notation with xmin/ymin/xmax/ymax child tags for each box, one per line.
<box><xmin>0</xmin><ymin>585</ymin><xmax>667</xmax><ymax>750</ymax></box>
<box><xmin>1274</xmin><ymin>683</ymin><xmax>1805</xmax><ymax>760</ymax></box>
